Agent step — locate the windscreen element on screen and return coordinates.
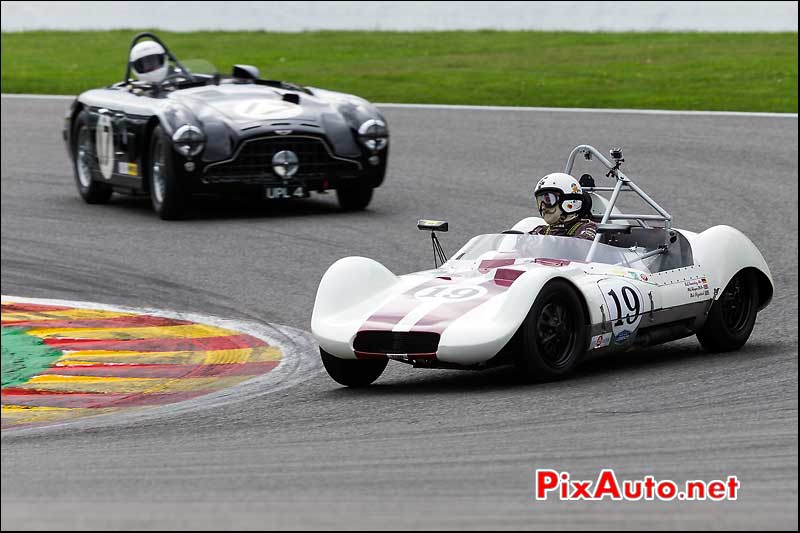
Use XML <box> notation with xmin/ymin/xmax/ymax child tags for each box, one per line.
<box><xmin>179</xmin><ymin>59</ymin><xmax>219</xmax><ymax>77</ymax></box>
<box><xmin>446</xmin><ymin>234</ymin><xmax>651</xmax><ymax>272</ymax></box>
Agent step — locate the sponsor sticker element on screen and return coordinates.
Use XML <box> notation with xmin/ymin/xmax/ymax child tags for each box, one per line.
<box><xmin>590</xmin><ymin>333</ymin><xmax>613</xmax><ymax>350</ymax></box>
<box><xmin>615</xmin><ymin>330</ymin><xmax>633</xmax><ymax>343</ymax></box>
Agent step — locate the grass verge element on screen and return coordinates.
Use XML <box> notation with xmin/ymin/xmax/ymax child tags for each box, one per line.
<box><xmin>1</xmin><ymin>30</ymin><xmax>796</xmax><ymax>112</ymax></box>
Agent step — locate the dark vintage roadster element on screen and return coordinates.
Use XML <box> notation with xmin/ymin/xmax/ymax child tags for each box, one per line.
<box><xmin>63</xmin><ymin>33</ymin><xmax>389</xmax><ymax>219</ymax></box>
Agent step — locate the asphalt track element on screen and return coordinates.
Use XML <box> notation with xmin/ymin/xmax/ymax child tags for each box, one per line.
<box><xmin>1</xmin><ymin>97</ymin><xmax>797</xmax><ymax>530</ymax></box>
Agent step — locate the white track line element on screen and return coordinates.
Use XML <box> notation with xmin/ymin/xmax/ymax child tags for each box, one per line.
<box><xmin>1</xmin><ymin>93</ymin><xmax>74</xmax><ymax>101</ymax></box>
<box><xmin>375</xmin><ymin>102</ymin><xmax>798</xmax><ymax>118</ymax></box>
<box><xmin>2</xmin><ymin>93</ymin><xmax>796</xmax><ymax>118</ymax></box>
<box><xmin>1</xmin><ymin>295</ymin><xmax>322</xmax><ymax>436</ymax></box>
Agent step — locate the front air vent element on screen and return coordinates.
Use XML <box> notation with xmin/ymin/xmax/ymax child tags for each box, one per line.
<box><xmin>353</xmin><ymin>331</ymin><xmax>440</xmax><ymax>355</ymax></box>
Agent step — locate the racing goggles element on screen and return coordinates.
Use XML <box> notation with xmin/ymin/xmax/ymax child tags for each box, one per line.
<box><xmin>133</xmin><ymin>53</ymin><xmax>165</xmax><ymax>74</ymax></box>
<box><xmin>535</xmin><ymin>191</ymin><xmax>561</xmax><ymax>211</ymax></box>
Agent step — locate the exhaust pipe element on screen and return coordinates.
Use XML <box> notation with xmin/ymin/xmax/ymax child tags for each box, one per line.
<box><xmin>634</xmin><ymin>321</ymin><xmax>695</xmax><ymax>348</ymax></box>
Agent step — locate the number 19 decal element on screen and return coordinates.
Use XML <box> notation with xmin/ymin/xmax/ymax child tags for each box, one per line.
<box><xmin>599</xmin><ymin>279</ymin><xmax>645</xmax><ymax>343</ymax></box>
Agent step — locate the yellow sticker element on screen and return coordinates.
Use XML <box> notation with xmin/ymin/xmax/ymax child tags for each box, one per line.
<box><xmin>127</xmin><ymin>162</ymin><xmax>138</xmax><ymax>176</ymax></box>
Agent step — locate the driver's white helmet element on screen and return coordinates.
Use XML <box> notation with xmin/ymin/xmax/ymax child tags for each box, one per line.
<box><xmin>534</xmin><ymin>172</ymin><xmax>584</xmax><ymax>215</ymax></box>
<box><xmin>130</xmin><ymin>41</ymin><xmax>168</xmax><ymax>83</ymax></box>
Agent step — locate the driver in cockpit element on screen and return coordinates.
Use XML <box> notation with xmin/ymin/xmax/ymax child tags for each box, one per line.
<box><xmin>530</xmin><ymin>173</ymin><xmax>597</xmax><ymax>241</ymax></box>
<box><xmin>129</xmin><ymin>40</ymin><xmax>169</xmax><ymax>84</ymax></box>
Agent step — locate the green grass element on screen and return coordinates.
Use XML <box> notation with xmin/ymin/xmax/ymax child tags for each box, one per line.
<box><xmin>1</xmin><ymin>30</ymin><xmax>796</xmax><ymax>112</ymax></box>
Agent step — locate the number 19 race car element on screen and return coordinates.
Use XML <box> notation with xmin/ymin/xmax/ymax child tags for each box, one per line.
<box><xmin>312</xmin><ymin>145</ymin><xmax>774</xmax><ymax>387</ymax></box>
<box><xmin>64</xmin><ymin>33</ymin><xmax>389</xmax><ymax>219</ymax></box>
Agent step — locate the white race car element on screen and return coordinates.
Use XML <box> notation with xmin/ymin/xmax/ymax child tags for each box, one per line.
<box><xmin>312</xmin><ymin>145</ymin><xmax>773</xmax><ymax>386</ymax></box>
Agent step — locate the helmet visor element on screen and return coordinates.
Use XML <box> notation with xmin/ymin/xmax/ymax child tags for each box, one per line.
<box><xmin>133</xmin><ymin>53</ymin><xmax>165</xmax><ymax>74</ymax></box>
<box><xmin>535</xmin><ymin>191</ymin><xmax>560</xmax><ymax>211</ymax></box>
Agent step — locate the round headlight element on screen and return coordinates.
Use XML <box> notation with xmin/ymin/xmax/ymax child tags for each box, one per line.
<box><xmin>172</xmin><ymin>124</ymin><xmax>205</xmax><ymax>157</ymax></box>
<box><xmin>358</xmin><ymin>119</ymin><xmax>388</xmax><ymax>151</ymax></box>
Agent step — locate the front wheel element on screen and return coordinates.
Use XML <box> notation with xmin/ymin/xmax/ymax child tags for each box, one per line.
<box><xmin>336</xmin><ymin>184</ymin><xmax>373</xmax><ymax>211</ymax></box>
<box><xmin>320</xmin><ymin>348</ymin><xmax>387</xmax><ymax>387</ymax></box>
<box><xmin>149</xmin><ymin>125</ymin><xmax>188</xmax><ymax>220</ymax></box>
<box><xmin>697</xmin><ymin>270</ymin><xmax>759</xmax><ymax>352</ymax></box>
<box><xmin>517</xmin><ymin>280</ymin><xmax>587</xmax><ymax>381</ymax></box>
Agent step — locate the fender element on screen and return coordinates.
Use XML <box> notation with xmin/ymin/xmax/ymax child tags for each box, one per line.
<box><xmin>312</xmin><ymin>256</ymin><xmax>401</xmax><ymax>357</ymax></box>
<box><xmin>688</xmin><ymin>225</ymin><xmax>773</xmax><ymax>310</ymax></box>
<box><xmin>438</xmin><ymin>267</ymin><xmax>582</xmax><ymax>364</ymax></box>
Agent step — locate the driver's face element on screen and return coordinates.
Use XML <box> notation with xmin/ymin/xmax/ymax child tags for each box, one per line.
<box><xmin>541</xmin><ymin>205</ymin><xmax>563</xmax><ymax>225</ymax></box>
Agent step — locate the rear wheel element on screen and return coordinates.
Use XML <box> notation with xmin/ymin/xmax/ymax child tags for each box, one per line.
<box><xmin>320</xmin><ymin>348</ymin><xmax>387</xmax><ymax>387</ymax></box>
<box><xmin>72</xmin><ymin>110</ymin><xmax>113</xmax><ymax>204</ymax></box>
<box><xmin>336</xmin><ymin>183</ymin><xmax>373</xmax><ymax>211</ymax></box>
<box><xmin>149</xmin><ymin>125</ymin><xmax>188</xmax><ymax>220</ymax></box>
<box><xmin>517</xmin><ymin>280</ymin><xmax>587</xmax><ymax>381</ymax></box>
<box><xmin>697</xmin><ymin>270</ymin><xmax>759</xmax><ymax>352</ymax></box>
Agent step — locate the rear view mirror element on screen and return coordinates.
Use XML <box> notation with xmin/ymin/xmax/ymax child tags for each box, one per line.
<box><xmin>417</xmin><ymin>219</ymin><xmax>448</xmax><ymax>232</ymax></box>
<box><xmin>232</xmin><ymin>64</ymin><xmax>260</xmax><ymax>80</ymax></box>
<box><xmin>417</xmin><ymin>219</ymin><xmax>448</xmax><ymax>268</ymax></box>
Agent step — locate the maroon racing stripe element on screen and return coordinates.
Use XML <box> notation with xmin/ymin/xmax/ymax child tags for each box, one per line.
<box><xmin>40</xmin><ymin>361</ymin><xmax>279</xmax><ymax>378</ymax></box>
<box><xmin>42</xmin><ymin>333</ymin><xmax>268</xmax><ymax>352</ymax></box>
<box><xmin>410</xmin><ymin>280</ymin><xmax>509</xmax><ymax>334</ymax></box>
<box><xmin>3</xmin><ymin>315</ymin><xmax>194</xmax><ymax>329</ymax></box>
<box><xmin>360</xmin><ymin>277</ymin><xmax>457</xmax><ymax>331</ymax></box>
<box><xmin>1</xmin><ymin>302</ymin><xmax>73</xmax><ymax>313</ymax></box>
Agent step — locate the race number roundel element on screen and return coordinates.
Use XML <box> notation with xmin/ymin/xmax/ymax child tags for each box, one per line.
<box><xmin>599</xmin><ymin>278</ymin><xmax>644</xmax><ymax>344</ymax></box>
<box><xmin>233</xmin><ymin>99</ymin><xmax>303</xmax><ymax>120</ymax></box>
<box><xmin>414</xmin><ymin>284</ymin><xmax>488</xmax><ymax>302</ymax></box>
<box><xmin>95</xmin><ymin>114</ymin><xmax>114</xmax><ymax>180</ymax></box>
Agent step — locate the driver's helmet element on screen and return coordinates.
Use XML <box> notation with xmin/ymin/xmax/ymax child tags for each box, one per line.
<box><xmin>534</xmin><ymin>172</ymin><xmax>584</xmax><ymax>215</ymax></box>
<box><xmin>130</xmin><ymin>41</ymin><xmax>168</xmax><ymax>83</ymax></box>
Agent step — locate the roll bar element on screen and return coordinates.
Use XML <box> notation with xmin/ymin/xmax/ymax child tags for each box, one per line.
<box><xmin>564</xmin><ymin>145</ymin><xmax>672</xmax><ymax>262</ymax></box>
<box><xmin>123</xmin><ymin>32</ymin><xmax>190</xmax><ymax>84</ymax></box>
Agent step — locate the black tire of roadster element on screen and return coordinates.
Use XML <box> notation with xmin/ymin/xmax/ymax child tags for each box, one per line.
<box><xmin>336</xmin><ymin>184</ymin><xmax>374</xmax><ymax>211</ymax></box>
<box><xmin>71</xmin><ymin>110</ymin><xmax>113</xmax><ymax>204</ymax></box>
<box><xmin>517</xmin><ymin>279</ymin><xmax>588</xmax><ymax>381</ymax></box>
<box><xmin>697</xmin><ymin>270</ymin><xmax>759</xmax><ymax>353</ymax></box>
<box><xmin>320</xmin><ymin>348</ymin><xmax>388</xmax><ymax>387</ymax></box>
<box><xmin>148</xmin><ymin>125</ymin><xmax>188</xmax><ymax>220</ymax></box>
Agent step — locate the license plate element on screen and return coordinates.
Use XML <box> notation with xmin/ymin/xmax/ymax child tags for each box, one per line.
<box><xmin>265</xmin><ymin>186</ymin><xmax>305</xmax><ymax>199</ymax></box>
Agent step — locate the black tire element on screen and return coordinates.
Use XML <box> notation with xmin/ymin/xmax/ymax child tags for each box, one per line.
<box><xmin>336</xmin><ymin>183</ymin><xmax>373</xmax><ymax>211</ymax></box>
<box><xmin>320</xmin><ymin>348</ymin><xmax>387</xmax><ymax>387</ymax></box>
<box><xmin>148</xmin><ymin>125</ymin><xmax>188</xmax><ymax>220</ymax></box>
<box><xmin>697</xmin><ymin>270</ymin><xmax>759</xmax><ymax>352</ymax></box>
<box><xmin>71</xmin><ymin>110</ymin><xmax>113</xmax><ymax>204</ymax></box>
<box><xmin>517</xmin><ymin>280</ymin><xmax>588</xmax><ymax>381</ymax></box>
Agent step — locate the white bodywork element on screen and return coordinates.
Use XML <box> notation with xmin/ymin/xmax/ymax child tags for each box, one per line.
<box><xmin>312</xmin><ymin>144</ymin><xmax>773</xmax><ymax>367</ymax></box>
<box><xmin>312</xmin><ymin>224</ymin><xmax>773</xmax><ymax>366</ymax></box>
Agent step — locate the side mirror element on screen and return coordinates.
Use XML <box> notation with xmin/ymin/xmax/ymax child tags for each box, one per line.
<box><xmin>232</xmin><ymin>64</ymin><xmax>260</xmax><ymax>80</ymax></box>
<box><xmin>417</xmin><ymin>219</ymin><xmax>448</xmax><ymax>232</ymax></box>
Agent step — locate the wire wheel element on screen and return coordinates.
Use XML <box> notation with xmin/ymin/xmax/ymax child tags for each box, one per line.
<box><xmin>76</xmin><ymin>125</ymin><xmax>93</xmax><ymax>188</ymax></box>
<box><xmin>151</xmin><ymin>136</ymin><xmax>167</xmax><ymax>205</ymax></box>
